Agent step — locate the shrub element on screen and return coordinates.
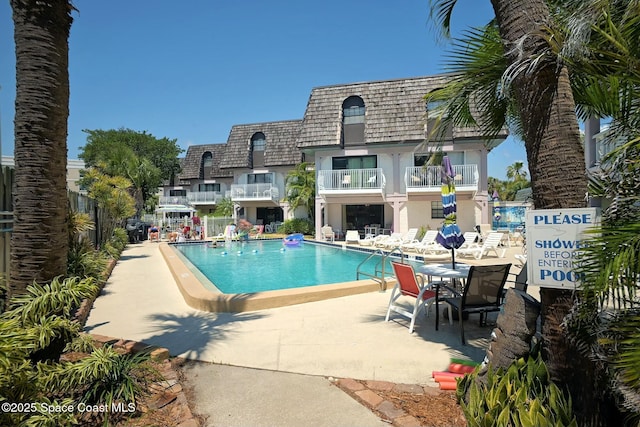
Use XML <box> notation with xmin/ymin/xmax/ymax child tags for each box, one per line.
<box><xmin>457</xmin><ymin>351</ymin><xmax>577</xmax><ymax>427</ymax></box>
<box><xmin>279</xmin><ymin>218</ymin><xmax>314</xmax><ymax>234</ymax></box>
<box><xmin>0</xmin><ymin>277</ymin><xmax>158</xmax><ymax>427</ymax></box>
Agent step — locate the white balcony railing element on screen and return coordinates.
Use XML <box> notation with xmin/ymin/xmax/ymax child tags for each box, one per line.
<box><xmin>317</xmin><ymin>168</ymin><xmax>385</xmax><ymax>192</ymax></box>
<box><xmin>187</xmin><ymin>191</ymin><xmax>224</xmax><ymax>204</ymax></box>
<box><xmin>405</xmin><ymin>164</ymin><xmax>478</xmax><ymax>191</ymax></box>
<box><xmin>159</xmin><ymin>196</ymin><xmax>189</xmax><ymax>206</ymax></box>
<box><xmin>230</xmin><ymin>184</ymin><xmax>280</xmax><ymax>201</ymax></box>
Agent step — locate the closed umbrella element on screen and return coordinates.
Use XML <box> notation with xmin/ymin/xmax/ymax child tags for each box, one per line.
<box><xmin>436</xmin><ymin>155</ymin><xmax>465</xmax><ymax>268</ymax></box>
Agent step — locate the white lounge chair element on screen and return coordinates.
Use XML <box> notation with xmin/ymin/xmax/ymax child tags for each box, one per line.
<box><xmin>457</xmin><ymin>231</ymin><xmax>480</xmax><ymax>250</ymax></box>
<box><xmin>456</xmin><ymin>232</ymin><xmax>506</xmax><ymax>259</ymax></box>
<box><xmin>402</xmin><ymin>230</ymin><xmax>438</xmax><ymax>251</ymax></box>
<box><xmin>345</xmin><ymin>230</ymin><xmax>361</xmax><ymax>243</ymax></box>
<box><xmin>375</xmin><ymin>232</ymin><xmax>402</xmax><ymax>248</ymax></box>
<box><xmin>383</xmin><ymin>228</ymin><xmax>419</xmax><ymax>249</ymax></box>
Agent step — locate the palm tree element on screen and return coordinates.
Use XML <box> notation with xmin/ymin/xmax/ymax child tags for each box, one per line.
<box><xmin>9</xmin><ymin>1</ymin><xmax>74</xmax><ymax>299</ymax></box>
<box><xmin>506</xmin><ymin>161</ymin><xmax>527</xmax><ymax>181</ymax></box>
<box><xmin>429</xmin><ymin>1</ymin><xmax>640</xmax><ymax>422</ymax></box>
<box><xmin>285</xmin><ymin>162</ymin><xmax>316</xmax><ymax>220</ymax></box>
<box><xmin>427</xmin><ymin>0</ymin><xmax>592</xmax><ymax>420</ymax></box>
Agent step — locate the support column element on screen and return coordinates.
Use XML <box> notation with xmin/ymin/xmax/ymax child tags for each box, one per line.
<box><xmin>315</xmin><ymin>198</ymin><xmax>324</xmax><ymax>240</ymax></box>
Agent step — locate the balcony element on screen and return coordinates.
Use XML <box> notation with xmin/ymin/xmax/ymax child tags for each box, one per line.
<box><xmin>405</xmin><ymin>164</ymin><xmax>478</xmax><ymax>193</ymax></box>
<box><xmin>159</xmin><ymin>196</ymin><xmax>189</xmax><ymax>206</ymax></box>
<box><xmin>317</xmin><ymin>168</ymin><xmax>385</xmax><ymax>195</ymax></box>
<box><xmin>230</xmin><ymin>184</ymin><xmax>280</xmax><ymax>202</ymax></box>
<box><xmin>187</xmin><ymin>191</ymin><xmax>224</xmax><ymax>205</ymax></box>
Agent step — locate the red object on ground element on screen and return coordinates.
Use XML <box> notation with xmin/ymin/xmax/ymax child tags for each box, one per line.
<box><xmin>433</xmin><ymin>374</ymin><xmax>463</xmax><ymax>383</ymax></box>
<box><xmin>432</xmin><ymin>371</ymin><xmax>464</xmax><ymax>378</ymax></box>
<box><xmin>439</xmin><ymin>381</ymin><xmax>458</xmax><ymax>390</ymax></box>
<box><xmin>448</xmin><ymin>363</ymin><xmax>475</xmax><ymax>374</ymax></box>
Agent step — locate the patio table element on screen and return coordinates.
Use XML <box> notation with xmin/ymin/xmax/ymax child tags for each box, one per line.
<box><xmin>418</xmin><ymin>263</ymin><xmax>471</xmax><ymax>329</ymax></box>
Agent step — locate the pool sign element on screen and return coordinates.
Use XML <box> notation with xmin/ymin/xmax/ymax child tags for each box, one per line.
<box><xmin>525</xmin><ymin>208</ymin><xmax>599</xmax><ymax>289</ymax></box>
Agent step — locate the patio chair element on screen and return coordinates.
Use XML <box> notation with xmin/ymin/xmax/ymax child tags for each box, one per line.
<box><xmin>321</xmin><ymin>225</ymin><xmax>336</xmax><ymax>242</ymax></box>
<box><xmin>383</xmin><ymin>228</ymin><xmax>419</xmax><ymax>249</ymax></box>
<box><xmin>374</xmin><ymin>232</ymin><xmax>402</xmax><ymax>247</ymax></box>
<box><xmin>386</xmin><ymin>262</ymin><xmax>437</xmax><ymax>333</ymax></box>
<box><xmin>456</xmin><ymin>232</ymin><xmax>506</xmax><ymax>259</ymax></box>
<box><xmin>344</xmin><ymin>230</ymin><xmax>360</xmax><ymax>243</ymax></box>
<box><xmin>403</xmin><ymin>230</ymin><xmax>438</xmax><ymax>252</ymax></box>
<box><xmin>434</xmin><ymin>263</ymin><xmax>512</xmax><ymax>344</ymax></box>
<box><xmin>458</xmin><ymin>231</ymin><xmax>479</xmax><ymax>250</ymax></box>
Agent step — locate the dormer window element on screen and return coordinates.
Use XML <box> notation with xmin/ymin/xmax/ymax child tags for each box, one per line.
<box><xmin>200</xmin><ymin>151</ymin><xmax>213</xmax><ymax>179</ymax></box>
<box><xmin>342</xmin><ymin>96</ymin><xmax>365</xmax><ymax>146</ymax></box>
<box><xmin>251</xmin><ymin>132</ymin><xmax>266</xmax><ymax>168</ymax></box>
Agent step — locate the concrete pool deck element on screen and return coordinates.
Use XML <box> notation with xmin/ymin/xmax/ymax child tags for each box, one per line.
<box><xmin>84</xmin><ymin>238</ymin><xmax>532</xmax><ymax>426</ymax></box>
<box><xmin>85</xmin><ymin>238</ymin><xmax>530</xmax><ymax>384</ymax></box>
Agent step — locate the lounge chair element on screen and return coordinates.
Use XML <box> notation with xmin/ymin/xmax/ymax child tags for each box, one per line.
<box><xmin>385</xmin><ymin>262</ymin><xmax>437</xmax><ymax>333</ymax></box>
<box><xmin>434</xmin><ymin>263</ymin><xmax>512</xmax><ymax>344</ymax></box>
<box><xmin>402</xmin><ymin>230</ymin><xmax>438</xmax><ymax>252</ymax></box>
<box><xmin>457</xmin><ymin>231</ymin><xmax>480</xmax><ymax>250</ymax></box>
<box><xmin>456</xmin><ymin>232</ymin><xmax>506</xmax><ymax>260</ymax></box>
<box><xmin>382</xmin><ymin>228</ymin><xmax>419</xmax><ymax>249</ymax></box>
<box><xmin>375</xmin><ymin>232</ymin><xmax>402</xmax><ymax>247</ymax></box>
<box><xmin>321</xmin><ymin>225</ymin><xmax>335</xmax><ymax>242</ymax></box>
<box><xmin>345</xmin><ymin>230</ymin><xmax>360</xmax><ymax>243</ymax></box>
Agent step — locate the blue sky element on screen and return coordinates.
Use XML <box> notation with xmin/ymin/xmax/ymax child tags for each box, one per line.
<box><xmin>0</xmin><ymin>0</ymin><xmax>526</xmax><ymax>180</ymax></box>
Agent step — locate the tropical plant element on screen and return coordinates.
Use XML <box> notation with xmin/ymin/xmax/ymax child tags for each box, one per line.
<box><xmin>458</xmin><ymin>352</ymin><xmax>578</xmax><ymax>426</ymax></box>
<box><xmin>8</xmin><ymin>0</ymin><xmax>74</xmax><ymax>300</ymax></box>
<box><xmin>0</xmin><ymin>276</ymin><xmax>157</xmax><ymax>426</ymax></box>
<box><xmin>279</xmin><ymin>218</ymin><xmax>314</xmax><ymax>235</ymax></box>
<box><xmin>80</xmin><ymin>128</ymin><xmax>183</xmax><ymax>216</ymax></box>
<box><xmin>67</xmin><ymin>211</ymin><xmax>109</xmax><ymax>280</ymax></box>
<box><xmin>80</xmin><ymin>167</ymin><xmax>136</xmax><ymax>248</ymax></box>
<box><xmin>285</xmin><ymin>162</ymin><xmax>316</xmax><ymax>221</ymax></box>
<box><xmin>214</xmin><ymin>197</ymin><xmax>234</xmax><ymax>217</ymax></box>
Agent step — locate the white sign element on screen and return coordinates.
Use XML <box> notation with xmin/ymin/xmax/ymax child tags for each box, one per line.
<box><xmin>525</xmin><ymin>208</ymin><xmax>599</xmax><ymax>289</ymax></box>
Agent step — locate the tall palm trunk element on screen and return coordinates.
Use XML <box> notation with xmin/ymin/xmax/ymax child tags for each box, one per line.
<box><xmin>9</xmin><ymin>0</ymin><xmax>73</xmax><ymax>299</ymax></box>
<box><xmin>490</xmin><ymin>0</ymin><xmax>597</xmax><ymax>423</ymax></box>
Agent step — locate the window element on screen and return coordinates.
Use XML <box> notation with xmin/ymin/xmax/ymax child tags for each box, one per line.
<box><xmin>332</xmin><ymin>155</ymin><xmax>377</xmax><ymax>170</ymax></box>
<box><xmin>342</xmin><ymin>96</ymin><xmax>365</xmax><ymax>145</ymax></box>
<box><xmin>431</xmin><ymin>201</ymin><xmax>444</xmax><ymax>219</ymax></box>
<box><xmin>251</xmin><ymin>132</ymin><xmax>266</xmax><ymax>168</ymax></box>
<box><xmin>198</xmin><ymin>183</ymin><xmax>220</xmax><ymax>192</ymax></box>
<box><xmin>170</xmin><ymin>189</ymin><xmax>187</xmax><ymax>197</ymax></box>
<box><xmin>200</xmin><ymin>152</ymin><xmax>213</xmax><ymax>179</ymax></box>
<box><xmin>247</xmin><ymin>173</ymin><xmax>273</xmax><ymax>184</ymax></box>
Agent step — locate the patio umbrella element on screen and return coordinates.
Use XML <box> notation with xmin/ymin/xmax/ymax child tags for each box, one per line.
<box><xmin>435</xmin><ymin>155</ymin><xmax>465</xmax><ymax>269</ymax></box>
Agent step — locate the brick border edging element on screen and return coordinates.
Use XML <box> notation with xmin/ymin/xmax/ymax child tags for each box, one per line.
<box><xmin>335</xmin><ymin>378</ymin><xmax>444</xmax><ymax>427</ymax></box>
<box><xmin>90</xmin><ymin>334</ymin><xmax>199</xmax><ymax>427</ymax></box>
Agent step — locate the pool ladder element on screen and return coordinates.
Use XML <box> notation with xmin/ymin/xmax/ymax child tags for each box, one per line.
<box><xmin>356</xmin><ymin>246</ymin><xmax>407</xmax><ymax>291</ymax></box>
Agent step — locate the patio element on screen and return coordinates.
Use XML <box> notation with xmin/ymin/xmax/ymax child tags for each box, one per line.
<box><xmin>84</xmin><ymin>239</ymin><xmax>530</xmax><ymax>386</ymax></box>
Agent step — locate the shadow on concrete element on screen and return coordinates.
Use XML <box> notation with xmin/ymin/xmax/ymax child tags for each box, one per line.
<box><xmin>141</xmin><ymin>310</ymin><xmax>267</xmax><ymax>360</ymax></box>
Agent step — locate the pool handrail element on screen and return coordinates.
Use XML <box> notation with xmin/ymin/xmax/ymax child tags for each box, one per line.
<box><xmin>356</xmin><ymin>247</ymin><xmax>407</xmax><ymax>291</ymax></box>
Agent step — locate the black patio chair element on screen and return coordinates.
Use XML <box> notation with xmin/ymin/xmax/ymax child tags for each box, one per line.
<box><xmin>435</xmin><ymin>263</ymin><xmax>512</xmax><ymax>345</ymax></box>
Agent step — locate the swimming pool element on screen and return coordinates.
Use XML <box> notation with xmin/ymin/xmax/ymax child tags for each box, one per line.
<box><xmin>173</xmin><ymin>240</ymin><xmax>420</xmax><ymax>294</ymax></box>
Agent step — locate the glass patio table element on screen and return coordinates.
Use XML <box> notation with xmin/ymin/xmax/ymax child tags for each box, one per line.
<box><xmin>418</xmin><ymin>263</ymin><xmax>471</xmax><ymax>329</ymax></box>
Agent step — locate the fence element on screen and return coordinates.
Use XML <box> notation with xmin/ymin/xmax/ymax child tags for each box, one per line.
<box><xmin>0</xmin><ymin>165</ymin><xmax>109</xmax><ymax>280</ymax></box>
<box><xmin>1</xmin><ymin>166</ymin><xmax>14</xmax><ymax>281</ymax></box>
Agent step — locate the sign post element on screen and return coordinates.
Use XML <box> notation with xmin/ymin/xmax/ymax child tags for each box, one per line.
<box><xmin>525</xmin><ymin>208</ymin><xmax>599</xmax><ymax>289</ymax></box>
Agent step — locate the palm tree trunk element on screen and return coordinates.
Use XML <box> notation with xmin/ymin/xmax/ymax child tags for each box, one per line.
<box><xmin>9</xmin><ymin>0</ymin><xmax>73</xmax><ymax>298</ymax></box>
<box><xmin>489</xmin><ymin>0</ymin><xmax>595</xmax><ymax>424</ymax></box>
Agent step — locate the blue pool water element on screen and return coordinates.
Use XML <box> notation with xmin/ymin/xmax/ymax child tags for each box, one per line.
<box><xmin>174</xmin><ymin>240</ymin><xmax>418</xmax><ymax>294</ymax></box>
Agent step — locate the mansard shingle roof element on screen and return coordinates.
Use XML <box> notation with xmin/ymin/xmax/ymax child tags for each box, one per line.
<box><xmin>178</xmin><ymin>143</ymin><xmax>232</xmax><ymax>181</ymax></box>
<box><xmin>220</xmin><ymin>120</ymin><xmax>303</xmax><ymax>169</ymax></box>
<box><xmin>297</xmin><ymin>75</ymin><xmax>499</xmax><ymax>148</ymax></box>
